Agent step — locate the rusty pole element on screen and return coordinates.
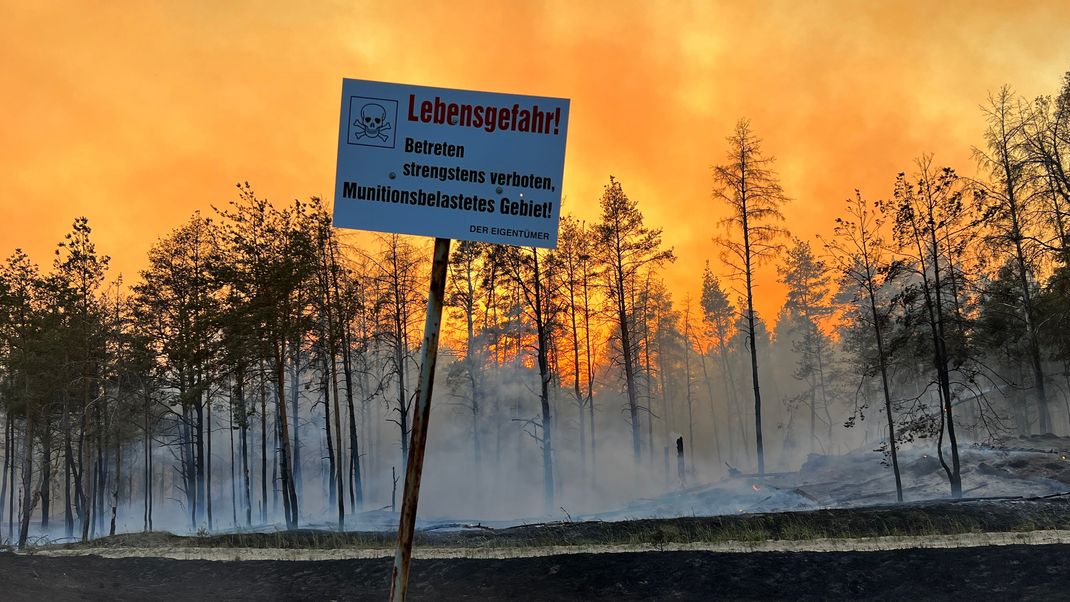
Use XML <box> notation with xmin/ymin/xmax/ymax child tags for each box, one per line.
<box><xmin>389</xmin><ymin>237</ymin><xmax>451</xmax><ymax>602</ymax></box>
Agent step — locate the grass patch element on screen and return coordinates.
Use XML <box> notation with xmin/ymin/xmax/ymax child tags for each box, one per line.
<box><xmin>42</xmin><ymin>495</ymin><xmax>1070</xmax><ymax>552</ymax></box>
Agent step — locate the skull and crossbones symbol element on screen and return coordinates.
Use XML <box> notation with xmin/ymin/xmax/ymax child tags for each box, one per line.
<box><xmin>353</xmin><ymin>103</ymin><xmax>391</xmax><ymax>141</ymax></box>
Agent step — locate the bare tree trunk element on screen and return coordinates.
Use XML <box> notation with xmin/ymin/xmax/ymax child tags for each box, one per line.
<box><xmin>39</xmin><ymin>417</ymin><xmax>51</xmax><ymax>529</ymax></box>
<box><xmin>566</xmin><ymin>267</ymin><xmax>586</xmax><ymax>479</ymax></box>
<box><xmin>869</xmin><ymin>286</ymin><xmax>903</xmax><ymax>502</ymax></box>
<box><xmin>17</xmin><ymin>415</ymin><xmax>33</xmax><ymax>548</ymax></box>
<box><xmin>290</xmin><ymin>348</ymin><xmax>303</xmax><ymax>502</ymax></box>
<box><xmin>342</xmin><ymin>334</ymin><xmax>363</xmax><ymax>512</ymax></box>
<box><xmin>95</xmin><ymin>410</ymin><xmax>106</xmax><ymax>536</ymax></box>
<box><xmin>321</xmin><ymin>244</ymin><xmax>346</xmax><ymax>530</ymax></box>
<box><xmin>62</xmin><ymin>394</ymin><xmax>74</xmax><ymax>538</ymax></box>
<box><xmin>339</xmin><ymin>332</ymin><xmax>363</xmax><ymax>512</ymax></box>
<box><xmin>80</xmin><ymin>432</ymin><xmax>93</xmax><ymax>543</ymax></box>
<box><xmin>698</xmin><ymin>350</ymin><xmax>724</xmax><ymax>466</ymax></box>
<box><xmin>394</xmin><ymin>317</ymin><xmax>409</xmax><ymax>470</ymax></box>
<box><xmin>274</xmin><ymin>340</ymin><xmax>299</xmax><ymax>529</ymax></box>
<box><xmin>321</xmin><ymin>353</ymin><xmax>337</xmax><ymax>511</ymax></box>
<box><xmin>144</xmin><ymin>390</ymin><xmax>152</xmax><ymax>531</ymax></box>
<box><xmin>0</xmin><ymin>412</ymin><xmax>9</xmax><ymax>535</ymax></box>
<box><xmin>109</xmin><ymin>431</ymin><xmax>120</xmax><ymax>536</ymax></box>
<box><xmin>683</xmin><ymin>312</ymin><xmax>696</xmax><ymax>470</ymax></box>
<box><xmin>909</xmin><ymin>203</ymin><xmax>962</xmax><ymax>497</ymax></box>
<box><xmin>742</xmin><ymin>219</ymin><xmax>765</xmax><ymax>475</ymax></box>
<box><xmin>532</xmin><ymin>249</ymin><xmax>554</xmax><ymax>513</ymax></box>
<box><xmin>229</xmin><ymin>388</ymin><xmax>237</xmax><ymax>528</ymax></box>
<box><xmin>642</xmin><ymin>283</ymin><xmax>655</xmax><ymax>468</ymax></box>
<box><xmin>206</xmin><ymin>392</ymin><xmax>213</xmax><ymax>531</ymax></box>
<box><xmin>180</xmin><ymin>402</ymin><xmax>196</xmax><ymax>529</ymax></box>
<box><xmin>194</xmin><ymin>396</ymin><xmax>205</xmax><ymax>527</ymax></box>
<box><xmin>240</xmin><ymin>403</ymin><xmax>251</xmax><ymax>527</ymax></box>
<box><xmin>615</xmin><ymin>266</ymin><xmax>642</xmax><ymax>465</ymax></box>
<box><xmin>259</xmin><ymin>363</ymin><xmax>268</xmax><ymax>525</ymax></box>
<box><xmin>8</xmin><ymin>412</ymin><xmax>17</xmax><ymax>542</ymax></box>
<box><xmin>330</xmin><ymin>347</ymin><xmax>345</xmax><ymax>529</ymax></box>
<box><xmin>581</xmin><ymin>263</ymin><xmax>596</xmax><ymax>483</ymax></box>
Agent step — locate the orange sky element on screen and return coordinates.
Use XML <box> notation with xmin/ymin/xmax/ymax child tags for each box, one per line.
<box><xmin>2</xmin><ymin>1</ymin><xmax>1069</xmax><ymax>323</ymax></box>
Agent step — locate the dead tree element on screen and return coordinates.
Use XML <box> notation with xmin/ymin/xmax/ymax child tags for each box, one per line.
<box><xmin>712</xmin><ymin>120</ymin><xmax>789</xmax><ymax>476</ymax></box>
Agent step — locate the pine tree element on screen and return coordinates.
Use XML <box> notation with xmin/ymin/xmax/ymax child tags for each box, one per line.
<box><xmin>712</xmin><ymin>119</ymin><xmax>789</xmax><ymax>475</ymax></box>
<box><xmin>594</xmin><ymin>177</ymin><xmax>675</xmax><ymax>467</ymax></box>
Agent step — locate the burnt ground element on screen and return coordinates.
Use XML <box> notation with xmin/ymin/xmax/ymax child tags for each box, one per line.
<box><xmin>12</xmin><ymin>441</ymin><xmax>1070</xmax><ymax>600</ymax></box>
<box><xmin>2</xmin><ymin>544</ymin><xmax>1069</xmax><ymax>601</ymax></box>
<box><xmin>43</xmin><ymin>494</ymin><xmax>1070</xmax><ymax>552</ymax></box>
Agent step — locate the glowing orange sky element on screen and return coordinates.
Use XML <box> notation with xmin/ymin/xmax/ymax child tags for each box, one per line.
<box><xmin>2</xmin><ymin>1</ymin><xmax>1069</xmax><ymax>322</ymax></box>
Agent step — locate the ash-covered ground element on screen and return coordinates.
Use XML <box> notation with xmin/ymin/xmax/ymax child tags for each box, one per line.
<box><xmin>595</xmin><ymin>435</ymin><xmax>1070</xmax><ymax>520</ymax></box>
<box><xmin>9</xmin><ymin>437</ymin><xmax>1070</xmax><ymax>601</ymax></box>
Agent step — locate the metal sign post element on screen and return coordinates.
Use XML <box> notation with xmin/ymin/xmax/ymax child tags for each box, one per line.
<box><xmin>387</xmin><ymin>236</ymin><xmax>450</xmax><ymax>602</ymax></box>
<box><xmin>333</xmin><ymin>79</ymin><xmax>569</xmax><ymax>601</ymax></box>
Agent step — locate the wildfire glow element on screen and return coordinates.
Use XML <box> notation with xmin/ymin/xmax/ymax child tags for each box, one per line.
<box><xmin>2</xmin><ymin>2</ymin><xmax>1069</xmax><ymax>322</ymax></box>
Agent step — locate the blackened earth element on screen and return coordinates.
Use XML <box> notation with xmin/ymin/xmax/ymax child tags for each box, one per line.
<box><xmin>2</xmin><ymin>543</ymin><xmax>1068</xmax><ymax>601</ymax></box>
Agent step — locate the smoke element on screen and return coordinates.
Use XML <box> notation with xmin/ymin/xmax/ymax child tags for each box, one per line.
<box><xmin>3</xmin><ymin>309</ymin><xmax>1065</xmax><ymax>547</ymax></box>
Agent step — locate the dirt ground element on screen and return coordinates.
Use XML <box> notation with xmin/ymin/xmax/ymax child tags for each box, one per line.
<box><xmin>2</xmin><ymin>543</ymin><xmax>1068</xmax><ymax>601</ymax></box>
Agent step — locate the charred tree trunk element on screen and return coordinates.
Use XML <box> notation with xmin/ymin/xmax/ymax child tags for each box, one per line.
<box><xmin>144</xmin><ymin>388</ymin><xmax>153</xmax><ymax>531</ymax></box>
<box><xmin>321</xmin><ymin>354</ymin><xmax>337</xmax><ymax>511</ymax></box>
<box><xmin>614</xmin><ymin>263</ymin><xmax>642</xmax><ymax>465</ymax></box>
<box><xmin>0</xmin><ymin>413</ymin><xmax>9</xmax><ymax>536</ymax></box>
<box><xmin>206</xmin><ymin>392</ymin><xmax>213</xmax><ymax>531</ymax></box>
<box><xmin>290</xmin><ymin>348</ymin><xmax>303</xmax><ymax>503</ymax></box>
<box><xmin>80</xmin><ymin>426</ymin><xmax>93</xmax><ymax>543</ymax></box>
<box><xmin>394</xmin><ymin>313</ymin><xmax>409</xmax><ymax>470</ymax></box>
<box><xmin>239</xmin><ymin>386</ymin><xmax>251</xmax><ymax>527</ymax></box>
<box><xmin>95</xmin><ymin>408</ymin><xmax>106</xmax><ymax>536</ymax></box>
<box><xmin>321</xmin><ymin>241</ymin><xmax>346</xmax><ymax>530</ymax></box>
<box><xmin>39</xmin><ymin>416</ymin><xmax>51</xmax><ymax>529</ymax></box>
<box><xmin>683</xmin><ymin>317</ymin><xmax>697</xmax><ymax>469</ymax></box>
<box><xmin>259</xmin><ymin>363</ymin><xmax>268</xmax><ymax>525</ymax></box>
<box><xmin>340</xmin><ymin>325</ymin><xmax>363</xmax><ymax>511</ymax></box>
<box><xmin>7</xmin><ymin>412</ymin><xmax>17</xmax><ymax>542</ymax></box>
<box><xmin>109</xmin><ymin>431</ymin><xmax>120</xmax><ymax>536</ymax></box>
<box><xmin>532</xmin><ymin>249</ymin><xmax>554</xmax><ymax>513</ymax></box>
<box><xmin>582</xmin><ymin>262</ymin><xmax>596</xmax><ymax>483</ymax></box>
<box><xmin>274</xmin><ymin>339</ymin><xmax>299</xmax><ymax>529</ymax></box>
<box><xmin>742</xmin><ymin>212</ymin><xmax>766</xmax><ymax>475</ymax></box>
<box><xmin>329</xmin><ymin>236</ymin><xmax>363</xmax><ymax>511</ymax></box>
<box><xmin>62</xmin><ymin>396</ymin><xmax>74</xmax><ymax>537</ymax></box>
<box><xmin>229</xmin><ymin>388</ymin><xmax>237</xmax><ymax>528</ymax></box>
<box><xmin>194</xmin><ymin>395</ymin><xmax>205</xmax><ymax>527</ymax></box>
<box><xmin>17</xmin><ymin>414</ymin><xmax>33</xmax><ymax>548</ymax></box>
<box><xmin>861</xmin><ymin>244</ymin><xmax>904</xmax><ymax>502</ymax></box>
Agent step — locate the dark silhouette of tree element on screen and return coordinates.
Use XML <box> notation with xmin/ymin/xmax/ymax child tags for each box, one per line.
<box><xmin>214</xmin><ymin>185</ymin><xmax>317</xmax><ymax>529</ymax></box>
<box><xmin>366</xmin><ymin>234</ymin><xmax>426</xmax><ymax>472</ymax></box>
<box><xmin>890</xmin><ymin>159</ymin><xmax>976</xmax><ymax>498</ymax></box>
<box><xmin>54</xmin><ymin>218</ymin><xmax>110</xmax><ymax>540</ymax></box>
<box><xmin>974</xmin><ymin>87</ymin><xmax>1052</xmax><ymax>433</ymax></box>
<box><xmin>132</xmin><ymin>213</ymin><xmax>221</xmax><ymax>531</ymax></box>
<box><xmin>502</xmin><ymin>245</ymin><xmax>560</xmax><ymax>512</ymax></box>
<box><xmin>594</xmin><ymin>177</ymin><xmax>675</xmax><ymax>467</ymax></box>
<box><xmin>447</xmin><ymin>240</ymin><xmax>487</xmax><ymax>484</ymax></box>
<box><xmin>825</xmin><ymin>191</ymin><xmax>905</xmax><ymax>501</ymax></box>
<box><xmin>777</xmin><ymin>238</ymin><xmax>837</xmax><ymax>452</ymax></box>
<box><xmin>712</xmin><ymin>119</ymin><xmax>789</xmax><ymax>475</ymax></box>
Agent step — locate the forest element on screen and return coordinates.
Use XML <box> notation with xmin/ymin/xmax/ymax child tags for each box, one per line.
<box><xmin>2</xmin><ymin>72</ymin><xmax>1070</xmax><ymax>549</ymax></box>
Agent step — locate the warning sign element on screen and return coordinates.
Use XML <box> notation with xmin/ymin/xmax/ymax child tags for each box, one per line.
<box><xmin>333</xmin><ymin>79</ymin><xmax>570</xmax><ymax>248</ymax></box>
